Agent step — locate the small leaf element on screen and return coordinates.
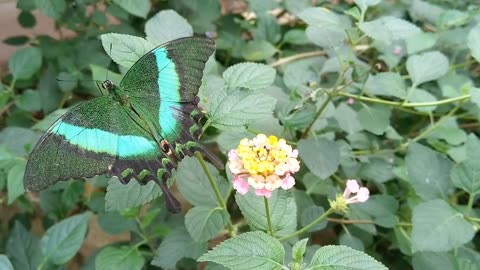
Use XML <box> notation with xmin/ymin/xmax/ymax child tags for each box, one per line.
<box><xmin>204</xmin><ymin>87</ymin><xmax>276</xmax><ymax>130</ymax></box>
<box><xmin>412</xmin><ymin>200</ymin><xmax>475</xmax><ymax>252</ymax></box>
<box><xmin>152</xmin><ymin>228</ymin><xmax>207</xmax><ymax>269</ymax></box>
<box><xmin>364</xmin><ymin>72</ymin><xmax>407</xmax><ymax>98</ymax></box>
<box><xmin>299</xmin><ymin>7</ymin><xmax>343</xmax><ymax>28</ymax></box>
<box><xmin>7</xmin><ymin>160</ymin><xmax>26</xmax><ymax>204</ymax></box>
<box><xmin>16</xmin><ymin>89</ymin><xmax>42</xmax><ymax>112</ymax></box>
<box><xmin>176</xmin><ymin>157</ymin><xmax>229</xmax><ymax>206</ymax></box>
<box><xmin>354</xmin><ymin>0</ymin><xmax>381</xmax><ymax>12</ymax></box>
<box><xmin>309</xmin><ymin>245</ymin><xmax>387</xmax><ymax>269</ymax></box>
<box><xmin>335</xmin><ymin>103</ymin><xmax>363</xmax><ymax>134</ymax></box>
<box><xmin>100</xmin><ymin>33</ymin><xmax>154</xmax><ymax>68</ymax></box>
<box><xmin>3</xmin><ymin>36</ymin><xmax>29</xmax><ymax>46</ymax></box>
<box><xmin>223</xmin><ymin>63</ymin><xmax>276</xmax><ymax>90</ymax></box>
<box><xmin>357</xmin><ymin>105</ymin><xmax>391</xmax><ymax>135</ymax></box>
<box><xmin>18</xmin><ymin>11</ymin><xmax>36</xmax><ymax>28</ymax></box>
<box><xmin>8</xmin><ymin>47</ymin><xmax>42</xmax><ymax>79</ymax></box>
<box><xmin>254</xmin><ymin>14</ymin><xmax>281</xmax><ymax>44</ymax></box>
<box><xmin>112</xmin><ymin>0</ymin><xmax>150</xmax><ymax>18</ymax></box>
<box><xmin>284</xmin><ymin>0</ymin><xmax>312</xmax><ymax>15</ymax></box>
<box><xmin>185</xmin><ymin>206</ymin><xmax>229</xmax><ymax>242</ymax></box>
<box><xmin>241</xmin><ymin>39</ymin><xmax>277</xmax><ymax>61</ymax></box>
<box><xmin>235</xmin><ymin>190</ymin><xmax>297</xmax><ymax>236</ymax></box>
<box><xmin>199</xmin><ymin>231</ymin><xmax>285</xmax><ymax>270</ymax></box>
<box><xmin>95</xmin><ymin>246</ymin><xmax>145</xmax><ymax>270</ymax></box>
<box><xmin>34</xmin><ymin>0</ymin><xmax>65</xmax><ymax>19</ymax></box>
<box><xmin>451</xmin><ymin>159</ymin><xmax>480</xmax><ymax>196</ymax></box>
<box><xmin>6</xmin><ymin>221</ymin><xmax>42</xmax><ymax>270</ymax></box>
<box><xmin>282</xmin><ymin>29</ymin><xmax>310</xmax><ymax>45</ymax></box>
<box><xmin>40</xmin><ymin>212</ymin><xmax>90</xmax><ymax>264</ymax></box>
<box><xmin>339</xmin><ymin>233</ymin><xmax>365</xmax><ymax>251</ymax></box>
<box><xmin>292</xmin><ymin>238</ymin><xmax>309</xmax><ymax>263</ymax></box>
<box><xmin>145</xmin><ymin>10</ymin><xmax>193</xmax><ymax>45</ymax></box>
<box><xmin>406</xmin><ymin>32</ymin><xmax>438</xmax><ymax>55</ymax></box>
<box><xmin>406</xmin><ymin>51</ymin><xmax>449</xmax><ymax>85</ymax></box>
<box><xmin>359</xmin><ymin>16</ymin><xmax>421</xmax><ymax>44</ymax></box>
<box><xmin>0</xmin><ymin>255</ymin><xmax>14</xmax><ymax>270</ymax></box>
<box><xmin>105</xmin><ymin>179</ymin><xmax>162</xmax><ymax>211</ymax></box>
<box><xmin>406</xmin><ymin>143</ymin><xmax>452</xmax><ymax>200</ymax></box>
<box><xmin>298</xmin><ymin>137</ymin><xmax>340</xmax><ymax>179</ymax></box>
<box><xmin>467</xmin><ymin>24</ymin><xmax>480</xmax><ymax>63</ymax></box>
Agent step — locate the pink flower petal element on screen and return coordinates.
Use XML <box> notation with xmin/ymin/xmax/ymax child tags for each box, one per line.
<box><xmin>228</xmin><ymin>149</ymin><xmax>237</xmax><ymax>161</ymax></box>
<box><xmin>280</xmin><ymin>175</ymin><xmax>295</xmax><ymax>190</ymax></box>
<box><xmin>233</xmin><ymin>176</ymin><xmax>249</xmax><ymax>195</ymax></box>
<box><xmin>291</xmin><ymin>149</ymin><xmax>299</xmax><ymax>158</ymax></box>
<box><xmin>357</xmin><ymin>187</ymin><xmax>370</xmax><ymax>202</ymax></box>
<box><xmin>255</xmin><ymin>188</ymin><xmax>272</xmax><ymax>198</ymax></box>
<box><xmin>346</xmin><ymin>98</ymin><xmax>355</xmax><ymax>105</ymax></box>
<box><xmin>346</xmin><ymin>179</ymin><xmax>360</xmax><ymax>193</ymax></box>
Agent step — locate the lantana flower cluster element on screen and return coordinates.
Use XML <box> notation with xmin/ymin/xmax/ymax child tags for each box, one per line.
<box><xmin>330</xmin><ymin>179</ymin><xmax>370</xmax><ymax>212</ymax></box>
<box><xmin>228</xmin><ymin>134</ymin><xmax>300</xmax><ymax>198</ymax></box>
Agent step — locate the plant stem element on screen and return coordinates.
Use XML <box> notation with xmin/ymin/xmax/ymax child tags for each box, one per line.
<box><xmin>327</xmin><ymin>218</ymin><xmax>374</xmax><ymax>224</ymax></box>
<box><xmin>467</xmin><ymin>194</ymin><xmax>476</xmax><ymax>213</ymax></box>
<box><xmin>278</xmin><ymin>208</ymin><xmax>335</xmax><ymax>241</ymax></box>
<box><xmin>264</xmin><ymin>197</ymin><xmax>275</xmax><ymax>237</ymax></box>
<box><xmin>194</xmin><ymin>151</ymin><xmax>235</xmax><ymax>236</ymax></box>
<box><xmin>301</xmin><ymin>94</ymin><xmax>333</xmax><ymax>138</ymax></box>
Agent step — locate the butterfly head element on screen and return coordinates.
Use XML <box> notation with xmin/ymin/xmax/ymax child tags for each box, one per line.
<box><xmin>101</xmin><ymin>80</ymin><xmax>115</xmax><ymax>92</ymax></box>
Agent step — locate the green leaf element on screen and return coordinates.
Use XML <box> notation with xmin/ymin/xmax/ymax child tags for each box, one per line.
<box><xmin>405</xmin><ymin>143</ymin><xmax>452</xmax><ymax>200</ymax></box>
<box><xmin>305</xmin><ymin>25</ymin><xmax>346</xmax><ymax>48</ymax></box>
<box><xmin>241</xmin><ymin>39</ymin><xmax>277</xmax><ymax>61</ymax></box>
<box><xmin>105</xmin><ymin>179</ymin><xmax>162</xmax><ymax>211</ymax></box>
<box><xmin>97</xmin><ymin>211</ymin><xmax>136</xmax><ymax>235</ymax></box>
<box><xmin>90</xmin><ymin>64</ymin><xmax>123</xmax><ymax>85</ymax></box>
<box><xmin>308</xmin><ymin>245</ymin><xmax>387</xmax><ymax>269</ymax></box>
<box><xmin>339</xmin><ymin>233</ymin><xmax>365</xmax><ymax>251</ymax></box>
<box><xmin>112</xmin><ymin>0</ymin><xmax>150</xmax><ymax>18</ymax></box>
<box><xmin>152</xmin><ymin>227</ymin><xmax>207</xmax><ymax>269</ymax></box>
<box><xmin>235</xmin><ymin>190</ymin><xmax>297</xmax><ymax>236</ymax></box>
<box><xmin>223</xmin><ymin>63</ymin><xmax>276</xmax><ymax>90</ymax></box>
<box><xmin>451</xmin><ymin>159</ymin><xmax>480</xmax><ymax>196</ymax></box>
<box><xmin>354</xmin><ymin>0</ymin><xmax>381</xmax><ymax>12</ymax></box>
<box><xmin>176</xmin><ymin>157</ymin><xmax>229</xmax><ymax>206</ymax></box>
<box><xmin>0</xmin><ymin>255</ymin><xmax>14</xmax><ymax>270</ymax></box>
<box><xmin>255</xmin><ymin>14</ymin><xmax>281</xmax><ymax>44</ymax></box>
<box><xmin>3</xmin><ymin>36</ymin><xmax>30</xmax><ymax>46</ymax></box>
<box><xmin>467</xmin><ymin>24</ymin><xmax>480</xmax><ymax>63</ymax></box>
<box><xmin>247</xmin><ymin>0</ymin><xmax>279</xmax><ymax>13</ymax></box>
<box><xmin>359</xmin><ymin>16</ymin><xmax>421</xmax><ymax>44</ymax></box>
<box><xmin>412</xmin><ymin>200</ymin><xmax>475</xmax><ymax>252</ymax></box>
<box><xmin>282</xmin><ymin>29</ymin><xmax>310</xmax><ymax>45</ymax></box>
<box><xmin>185</xmin><ymin>206</ymin><xmax>229</xmax><ymax>242</ymax></box>
<box><xmin>300</xmin><ymin>206</ymin><xmax>327</xmax><ymax>232</ymax></box>
<box><xmin>16</xmin><ymin>89</ymin><xmax>42</xmax><ymax>112</ymax></box>
<box><xmin>410</xmin><ymin>88</ymin><xmax>437</xmax><ymax>112</ymax></box>
<box><xmin>100</xmin><ymin>33</ymin><xmax>154</xmax><ymax>68</ymax></box>
<box><xmin>406</xmin><ymin>51</ymin><xmax>449</xmax><ymax>85</ymax></box>
<box><xmin>18</xmin><ymin>11</ymin><xmax>36</xmax><ymax>28</ymax></box>
<box><xmin>6</xmin><ymin>221</ymin><xmax>42</xmax><ymax>270</ymax></box>
<box><xmin>145</xmin><ymin>10</ymin><xmax>193</xmax><ymax>45</ymax></box>
<box><xmin>199</xmin><ymin>231</ymin><xmax>285</xmax><ymax>270</ymax></box>
<box><xmin>34</xmin><ymin>0</ymin><xmax>65</xmax><ymax>19</ymax></box>
<box><xmin>95</xmin><ymin>246</ymin><xmax>145</xmax><ymax>270</ymax></box>
<box><xmin>412</xmin><ymin>252</ymin><xmax>456</xmax><ymax>270</ymax></box>
<box><xmin>364</xmin><ymin>72</ymin><xmax>407</xmax><ymax>99</ymax></box>
<box><xmin>8</xmin><ymin>47</ymin><xmax>42</xmax><ymax>80</ymax></box>
<box><xmin>299</xmin><ymin>7</ymin><xmax>343</xmax><ymax>28</ymax></box>
<box><xmin>7</xmin><ymin>160</ymin><xmax>25</xmax><ymax>204</ymax></box>
<box><xmin>357</xmin><ymin>105</ymin><xmax>391</xmax><ymax>135</ymax></box>
<box><xmin>17</xmin><ymin>0</ymin><xmax>36</xmax><ymax>11</ymax></box>
<box><xmin>32</xmin><ymin>109</ymin><xmax>68</xmax><ymax>131</ymax></box>
<box><xmin>40</xmin><ymin>212</ymin><xmax>90</xmax><ymax>264</ymax></box>
<box><xmin>292</xmin><ymin>239</ymin><xmax>309</xmax><ymax>263</ymax></box>
<box><xmin>204</xmin><ymin>87</ymin><xmax>276</xmax><ymax>130</ymax></box>
<box><xmin>406</xmin><ymin>32</ymin><xmax>438</xmax><ymax>55</ymax></box>
<box><xmin>350</xmin><ymin>195</ymin><xmax>398</xmax><ymax>228</ymax></box>
<box><xmin>437</xmin><ymin>10</ymin><xmax>469</xmax><ymax>29</ymax></box>
<box><xmin>284</xmin><ymin>0</ymin><xmax>312</xmax><ymax>15</ymax></box>
<box><xmin>298</xmin><ymin>137</ymin><xmax>340</xmax><ymax>179</ymax></box>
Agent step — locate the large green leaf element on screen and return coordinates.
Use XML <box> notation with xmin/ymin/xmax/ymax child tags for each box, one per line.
<box><xmin>0</xmin><ymin>255</ymin><xmax>14</xmax><ymax>270</ymax></box>
<box><xmin>145</xmin><ymin>10</ymin><xmax>193</xmax><ymax>45</ymax></box>
<box><xmin>335</xmin><ymin>103</ymin><xmax>363</xmax><ymax>134</ymax></box>
<box><xmin>298</xmin><ymin>137</ymin><xmax>340</xmax><ymax>179</ymax></box>
<box><xmin>34</xmin><ymin>0</ymin><xmax>65</xmax><ymax>19</ymax></box>
<box><xmin>7</xmin><ymin>160</ymin><xmax>25</xmax><ymax>204</ymax></box>
<box><xmin>468</xmin><ymin>24</ymin><xmax>480</xmax><ymax>63</ymax></box>
<box><xmin>40</xmin><ymin>212</ymin><xmax>90</xmax><ymax>264</ymax></box>
<box><xmin>6</xmin><ymin>221</ymin><xmax>42</xmax><ymax>270</ymax></box>
<box><xmin>357</xmin><ymin>105</ymin><xmax>391</xmax><ymax>135</ymax></box>
<box><xmin>412</xmin><ymin>252</ymin><xmax>456</xmax><ymax>270</ymax></box>
<box><xmin>185</xmin><ymin>206</ymin><xmax>229</xmax><ymax>242</ymax></box>
<box><xmin>95</xmin><ymin>246</ymin><xmax>145</xmax><ymax>270</ymax></box>
<box><xmin>152</xmin><ymin>227</ymin><xmax>207</xmax><ymax>269</ymax></box>
<box><xmin>112</xmin><ymin>0</ymin><xmax>150</xmax><ymax>18</ymax></box>
<box><xmin>412</xmin><ymin>200</ymin><xmax>475</xmax><ymax>252</ymax></box>
<box><xmin>241</xmin><ymin>40</ymin><xmax>277</xmax><ymax>61</ymax></box>
<box><xmin>406</xmin><ymin>51</ymin><xmax>449</xmax><ymax>85</ymax></box>
<box><xmin>104</xmin><ymin>179</ymin><xmax>162</xmax><ymax>211</ymax></box>
<box><xmin>223</xmin><ymin>63</ymin><xmax>276</xmax><ymax>90</ymax></box>
<box><xmin>405</xmin><ymin>143</ymin><xmax>452</xmax><ymax>200</ymax></box>
<box><xmin>450</xmin><ymin>159</ymin><xmax>480</xmax><ymax>196</ymax></box>
<box><xmin>8</xmin><ymin>47</ymin><xmax>42</xmax><ymax>80</ymax></box>
<box><xmin>235</xmin><ymin>190</ymin><xmax>297</xmax><ymax>237</ymax></box>
<box><xmin>100</xmin><ymin>33</ymin><xmax>154</xmax><ymax>68</ymax></box>
<box><xmin>364</xmin><ymin>72</ymin><xmax>407</xmax><ymax>99</ymax></box>
<box><xmin>199</xmin><ymin>231</ymin><xmax>285</xmax><ymax>270</ymax></box>
<box><xmin>308</xmin><ymin>245</ymin><xmax>387</xmax><ymax>269</ymax></box>
<box><xmin>359</xmin><ymin>16</ymin><xmax>421</xmax><ymax>44</ymax></box>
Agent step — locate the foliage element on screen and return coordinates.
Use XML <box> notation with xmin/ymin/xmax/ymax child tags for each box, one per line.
<box><xmin>1</xmin><ymin>0</ymin><xmax>480</xmax><ymax>269</ymax></box>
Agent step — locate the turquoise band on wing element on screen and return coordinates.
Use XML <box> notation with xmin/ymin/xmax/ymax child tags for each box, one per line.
<box><xmin>51</xmin><ymin>121</ymin><xmax>157</xmax><ymax>157</ymax></box>
<box><xmin>154</xmin><ymin>48</ymin><xmax>181</xmax><ymax>140</ymax></box>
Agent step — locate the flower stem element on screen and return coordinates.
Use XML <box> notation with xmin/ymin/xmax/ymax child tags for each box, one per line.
<box><xmin>467</xmin><ymin>194</ymin><xmax>476</xmax><ymax>214</ymax></box>
<box><xmin>194</xmin><ymin>151</ymin><xmax>235</xmax><ymax>236</ymax></box>
<box><xmin>301</xmin><ymin>94</ymin><xmax>334</xmax><ymax>138</ymax></box>
<box><xmin>264</xmin><ymin>197</ymin><xmax>275</xmax><ymax>237</ymax></box>
<box><xmin>278</xmin><ymin>208</ymin><xmax>335</xmax><ymax>241</ymax></box>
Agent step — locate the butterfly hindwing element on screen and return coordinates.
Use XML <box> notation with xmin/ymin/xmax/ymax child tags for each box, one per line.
<box><xmin>24</xmin><ymin>96</ymin><xmax>171</xmax><ymax>191</ymax></box>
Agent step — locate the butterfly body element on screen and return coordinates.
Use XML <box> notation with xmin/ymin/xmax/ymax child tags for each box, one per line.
<box><xmin>24</xmin><ymin>37</ymin><xmax>218</xmax><ymax>213</ymax></box>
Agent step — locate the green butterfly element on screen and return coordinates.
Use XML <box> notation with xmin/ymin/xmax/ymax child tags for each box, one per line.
<box><xmin>24</xmin><ymin>37</ymin><xmax>219</xmax><ymax>213</ymax></box>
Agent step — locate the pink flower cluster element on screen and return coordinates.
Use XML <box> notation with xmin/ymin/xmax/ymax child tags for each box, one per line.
<box><xmin>343</xmin><ymin>179</ymin><xmax>369</xmax><ymax>204</ymax></box>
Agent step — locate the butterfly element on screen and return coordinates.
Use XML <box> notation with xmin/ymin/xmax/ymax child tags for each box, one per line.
<box><xmin>23</xmin><ymin>37</ymin><xmax>220</xmax><ymax>213</ymax></box>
